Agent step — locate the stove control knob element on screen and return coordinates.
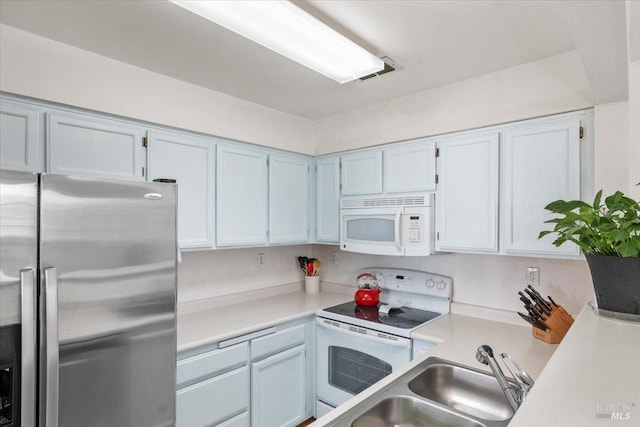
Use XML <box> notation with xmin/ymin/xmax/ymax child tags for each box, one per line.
<box><xmin>426</xmin><ymin>279</ymin><xmax>435</xmax><ymax>288</ymax></box>
<box><xmin>436</xmin><ymin>281</ymin><xmax>446</xmax><ymax>290</ymax></box>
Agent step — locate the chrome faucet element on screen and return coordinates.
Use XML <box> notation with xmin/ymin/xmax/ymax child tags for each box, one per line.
<box><xmin>475</xmin><ymin>345</ymin><xmax>534</xmax><ymax>413</ymax></box>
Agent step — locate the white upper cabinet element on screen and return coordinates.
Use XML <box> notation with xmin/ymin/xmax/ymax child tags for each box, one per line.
<box><xmin>47</xmin><ymin>112</ymin><xmax>146</xmax><ymax>180</ymax></box>
<box><xmin>0</xmin><ymin>101</ymin><xmax>41</xmax><ymax>172</ymax></box>
<box><xmin>147</xmin><ymin>130</ymin><xmax>215</xmax><ymax>249</ymax></box>
<box><xmin>384</xmin><ymin>139</ymin><xmax>437</xmax><ymax>193</ymax></box>
<box><xmin>315</xmin><ymin>155</ymin><xmax>340</xmax><ymax>243</ymax></box>
<box><xmin>340</xmin><ymin>149</ymin><xmax>383</xmax><ymax>196</ymax></box>
<box><xmin>216</xmin><ymin>144</ymin><xmax>268</xmax><ymax>247</ymax></box>
<box><xmin>268</xmin><ymin>153</ymin><xmax>309</xmax><ymax>244</ymax></box>
<box><xmin>501</xmin><ymin>117</ymin><xmax>581</xmax><ymax>257</ymax></box>
<box><xmin>436</xmin><ymin>132</ymin><xmax>500</xmax><ymax>253</ymax></box>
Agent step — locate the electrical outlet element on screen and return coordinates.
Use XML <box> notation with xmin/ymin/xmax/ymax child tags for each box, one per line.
<box><xmin>332</xmin><ymin>251</ymin><xmax>339</xmax><ymax>265</ymax></box>
<box><xmin>526</xmin><ymin>267</ymin><xmax>539</xmax><ymax>287</ymax></box>
<box><xmin>257</xmin><ymin>253</ymin><xmax>265</xmax><ymax>268</ymax></box>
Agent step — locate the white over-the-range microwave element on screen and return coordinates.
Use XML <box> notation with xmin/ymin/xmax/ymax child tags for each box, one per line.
<box><xmin>339</xmin><ymin>193</ymin><xmax>434</xmax><ymax>256</ymax></box>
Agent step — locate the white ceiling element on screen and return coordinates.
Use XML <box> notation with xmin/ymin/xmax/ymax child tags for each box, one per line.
<box><xmin>0</xmin><ymin>0</ymin><xmax>633</xmax><ymax>120</ymax></box>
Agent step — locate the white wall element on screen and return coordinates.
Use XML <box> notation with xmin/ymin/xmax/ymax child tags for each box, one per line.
<box><xmin>629</xmin><ymin>60</ymin><xmax>640</xmax><ymax>200</ymax></box>
<box><xmin>313</xmin><ymin>51</ymin><xmax>593</xmax><ymax>154</ymax></box>
<box><xmin>0</xmin><ymin>24</ymin><xmax>314</xmax><ymax>154</ymax></box>
<box><xmin>1</xmin><ymin>23</ymin><xmax>624</xmax><ymax>317</ymax></box>
<box><xmin>177</xmin><ymin>245</ymin><xmax>313</xmax><ymax>303</ymax></box>
<box><xmin>312</xmin><ymin>246</ymin><xmax>594</xmax><ymax>318</ymax></box>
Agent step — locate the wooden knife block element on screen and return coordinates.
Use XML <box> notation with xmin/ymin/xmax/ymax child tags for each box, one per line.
<box><xmin>532</xmin><ymin>305</ymin><xmax>574</xmax><ymax>344</ymax></box>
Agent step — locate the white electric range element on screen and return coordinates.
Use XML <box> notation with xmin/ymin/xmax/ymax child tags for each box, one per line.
<box><xmin>315</xmin><ymin>268</ymin><xmax>452</xmax><ymax>416</ymax></box>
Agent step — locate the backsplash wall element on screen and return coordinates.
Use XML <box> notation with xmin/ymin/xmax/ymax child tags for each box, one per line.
<box><xmin>178</xmin><ymin>244</ymin><xmax>594</xmax><ymax>318</ymax></box>
<box><xmin>312</xmin><ymin>245</ymin><xmax>594</xmax><ymax>317</ymax></box>
<box><xmin>177</xmin><ymin>245</ymin><xmax>313</xmax><ymax>303</ymax></box>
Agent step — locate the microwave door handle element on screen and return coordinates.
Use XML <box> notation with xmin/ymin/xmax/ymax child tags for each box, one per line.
<box><xmin>394</xmin><ymin>209</ymin><xmax>403</xmax><ymax>253</ymax></box>
<box><xmin>20</xmin><ymin>269</ymin><xmax>37</xmax><ymax>427</ymax></box>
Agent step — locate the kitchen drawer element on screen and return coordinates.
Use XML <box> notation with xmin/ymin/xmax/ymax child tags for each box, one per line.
<box><xmin>251</xmin><ymin>324</ymin><xmax>305</xmax><ymax>361</ymax></box>
<box><xmin>176</xmin><ymin>366</ymin><xmax>249</xmax><ymax>427</ymax></box>
<box><xmin>177</xmin><ymin>341</ymin><xmax>248</xmax><ymax>388</ymax></box>
<box><xmin>216</xmin><ymin>411</ymin><xmax>249</xmax><ymax>427</ymax></box>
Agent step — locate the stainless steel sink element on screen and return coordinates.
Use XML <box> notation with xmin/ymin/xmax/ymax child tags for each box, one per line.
<box><xmin>324</xmin><ymin>357</ymin><xmax>517</xmax><ymax>427</ymax></box>
<box><xmin>408</xmin><ymin>361</ymin><xmax>515</xmax><ymax>421</ymax></box>
<box><xmin>351</xmin><ymin>396</ymin><xmax>485</xmax><ymax>427</ymax></box>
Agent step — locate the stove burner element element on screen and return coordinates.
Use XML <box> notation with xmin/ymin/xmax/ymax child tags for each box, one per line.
<box><xmin>324</xmin><ymin>301</ymin><xmax>441</xmax><ymax>329</ymax></box>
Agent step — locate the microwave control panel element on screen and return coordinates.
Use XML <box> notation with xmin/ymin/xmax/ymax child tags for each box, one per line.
<box><xmin>404</xmin><ymin>214</ymin><xmax>424</xmax><ymax>245</ymax></box>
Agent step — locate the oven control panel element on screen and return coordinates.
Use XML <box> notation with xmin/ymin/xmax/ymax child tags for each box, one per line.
<box><xmin>362</xmin><ymin>268</ymin><xmax>452</xmax><ymax>299</ymax></box>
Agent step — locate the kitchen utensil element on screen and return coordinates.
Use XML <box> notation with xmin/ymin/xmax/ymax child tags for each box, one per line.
<box><xmin>354</xmin><ymin>272</ymin><xmax>380</xmax><ymax>306</ymax></box>
<box><xmin>526</xmin><ymin>285</ymin><xmax>552</xmax><ymax>312</ymax></box>
<box><xmin>298</xmin><ymin>256</ymin><xmax>308</xmax><ymax>273</ymax></box>
<box><xmin>524</xmin><ymin>288</ymin><xmax>551</xmax><ymax>314</ymax></box>
<box><xmin>517</xmin><ymin>312</ymin><xmax>547</xmax><ymax>331</ymax></box>
<box><xmin>313</xmin><ymin>259</ymin><xmax>321</xmax><ymax>276</ymax></box>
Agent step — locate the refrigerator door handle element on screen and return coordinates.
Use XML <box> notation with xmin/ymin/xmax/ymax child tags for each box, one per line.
<box><xmin>21</xmin><ymin>268</ymin><xmax>37</xmax><ymax>427</ymax></box>
<box><xmin>43</xmin><ymin>267</ymin><xmax>59</xmax><ymax>427</ymax></box>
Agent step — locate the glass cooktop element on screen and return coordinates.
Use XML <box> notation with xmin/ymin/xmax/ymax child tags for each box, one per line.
<box><xmin>323</xmin><ymin>301</ymin><xmax>441</xmax><ymax>329</ymax></box>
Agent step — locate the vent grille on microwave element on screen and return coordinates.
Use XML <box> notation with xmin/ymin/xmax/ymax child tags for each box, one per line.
<box><xmin>341</xmin><ymin>195</ymin><xmax>429</xmax><ymax>209</ymax></box>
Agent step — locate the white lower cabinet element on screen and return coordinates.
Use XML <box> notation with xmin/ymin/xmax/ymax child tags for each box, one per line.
<box><xmin>217</xmin><ymin>412</ymin><xmax>250</xmax><ymax>427</ymax></box>
<box><xmin>250</xmin><ymin>323</ymin><xmax>309</xmax><ymax>427</ymax></box>
<box><xmin>251</xmin><ymin>345</ymin><xmax>306</xmax><ymax>427</ymax></box>
<box><xmin>176</xmin><ymin>342</ymin><xmax>249</xmax><ymax>427</ymax></box>
<box><xmin>177</xmin><ymin>320</ymin><xmax>313</xmax><ymax>427</ymax></box>
<box><xmin>176</xmin><ymin>366</ymin><xmax>249</xmax><ymax>427</ymax></box>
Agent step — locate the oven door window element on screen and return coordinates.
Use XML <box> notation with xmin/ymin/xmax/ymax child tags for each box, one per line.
<box><xmin>328</xmin><ymin>346</ymin><xmax>392</xmax><ymax>395</ymax></box>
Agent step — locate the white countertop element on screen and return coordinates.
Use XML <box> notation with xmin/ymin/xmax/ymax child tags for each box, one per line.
<box><xmin>509</xmin><ymin>305</ymin><xmax>640</xmax><ymax>426</ymax></box>
<box><xmin>177</xmin><ymin>286</ymin><xmax>351</xmax><ymax>354</ymax></box>
<box><xmin>311</xmin><ymin>312</ymin><xmax>557</xmax><ymax>426</ymax></box>
<box><xmin>312</xmin><ymin>304</ymin><xmax>640</xmax><ymax>426</ymax></box>
<box><xmin>178</xmin><ymin>287</ymin><xmax>640</xmax><ymax>426</ymax></box>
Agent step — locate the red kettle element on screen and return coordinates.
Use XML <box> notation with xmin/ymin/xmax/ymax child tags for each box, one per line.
<box><xmin>354</xmin><ymin>272</ymin><xmax>380</xmax><ymax>307</ymax></box>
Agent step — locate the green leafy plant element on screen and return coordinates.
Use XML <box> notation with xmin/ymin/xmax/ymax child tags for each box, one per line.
<box><xmin>539</xmin><ymin>188</ymin><xmax>640</xmax><ymax>257</ymax></box>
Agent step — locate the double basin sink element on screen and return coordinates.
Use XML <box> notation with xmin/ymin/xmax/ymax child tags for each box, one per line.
<box><xmin>326</xmin><ymin>357</ymin><xmax>516</xmax><ymax>427</ymax></box>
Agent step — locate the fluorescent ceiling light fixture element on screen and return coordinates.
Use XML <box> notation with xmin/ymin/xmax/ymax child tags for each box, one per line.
<box><xmin>169</xmin><ymin>0</ymin><xmax>384</xmax><ymax>83</ymax></box>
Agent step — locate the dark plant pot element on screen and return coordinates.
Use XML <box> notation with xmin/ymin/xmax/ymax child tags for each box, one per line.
<box><xmin>585</xmin><ymin>254</ymin><xmax>640</xmax><ymax>315</ymax></box>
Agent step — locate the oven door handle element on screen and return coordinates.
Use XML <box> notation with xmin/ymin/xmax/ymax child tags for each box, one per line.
<box><xmin>317</xmin><ymin>318</ymin><xmax>411</xmax><ymax>349</ymax></box>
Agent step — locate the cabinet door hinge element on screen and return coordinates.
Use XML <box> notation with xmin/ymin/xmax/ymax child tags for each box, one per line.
<box><xmin>142</xmin><ymin>166</ymin><xmax>145</xmax><ymax>177</ymax></box>
<box><xmin>266</xmin><ymin>157</ymin><xmax>269</xmax><ymax>166</ymax></box>
<box><xmin>579</xmin><ymin>126</ymin><xmax>584</xmax><ymax>139</ymax></box>
<box><xmin>436</xmin><ymin>231</ymin><xmax>440</xmax><ymax>241</ymax></box>
<box><xmin>435</xmin><ymin>174</ymin><xmax>439</xmax><ymax>184</ymax></box>
<box><xmin>142</xmin><ymin>136</ymin><xmax>148</xmax><ymax>148</ymax></box>
<box><xmin>435</xmin><ymin>147</ymin><xmax>440</xmax><ymax>157</ymax></box>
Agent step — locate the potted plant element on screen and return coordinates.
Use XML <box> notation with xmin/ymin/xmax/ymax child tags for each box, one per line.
<box><xmin>539</xmin><ymin>188</ymin><xmax>640</xmax><ymax>315</ymax></box>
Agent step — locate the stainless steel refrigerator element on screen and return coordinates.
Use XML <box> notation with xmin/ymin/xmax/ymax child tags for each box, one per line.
<box><xmin>0</xmin><ymin>169</ymin><xmax>177</xmax><ymax>427</ymax></box>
